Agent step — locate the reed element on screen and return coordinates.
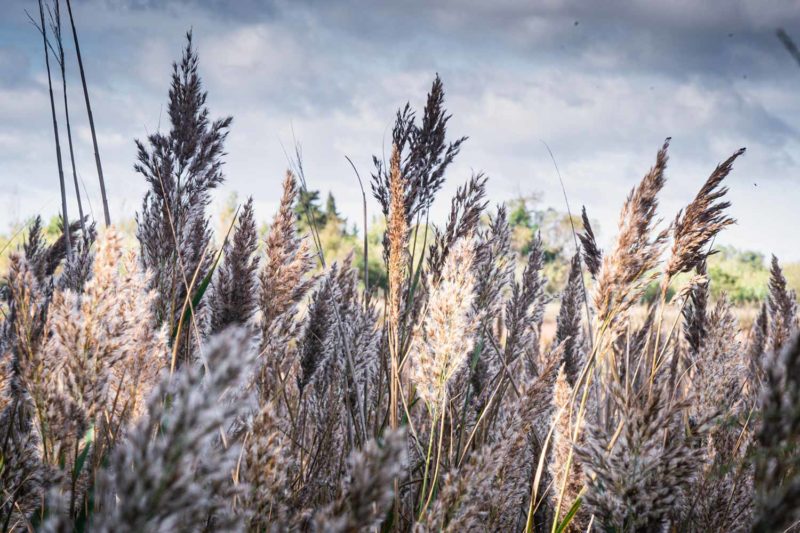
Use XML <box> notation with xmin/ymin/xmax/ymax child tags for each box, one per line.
<box><xmin>3</xmin><ymin>29</ymin><xmax>795</xmax><ymax>533</ymax></box>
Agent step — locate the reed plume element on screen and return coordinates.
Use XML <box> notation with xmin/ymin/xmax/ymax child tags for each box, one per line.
<box><xmin>93</xmin><ymin>328</ymin><xmax>254</xmax><ymax>532</ymax></box>
<box><xmin>135</xmin><ymin>31</ymin><xmax>232</xmax><ymax>366</ymax></box>
<box><xmin>577</xmin><ymin>382</ymin><xmax>708</xmax><ymax>532</ymax></box>
<box><xmin>469</xmin><ymin>205</ymin><xmax>514</xmax><ymax>398</ymax></box>
<box><xmin>682</xmin><ymin>262</ymin><xmax>709</xmax><ymax>358</ymax></box>
<box><xmin>767</xmin><ymin>255</ymin><xmax>797</xmax><ymax>354</ymax></box>
<box><xmin>499</xmin><ymin>233</ymin><xmax>548</xmax><ymax>379</ymax></box>
<box><xmin>555</xmin><ymin>254</ymin><xmax>585</xmax><ymax>385</ymax></box>
<box><xmin>313</xmin><ymin>429</ymin><xmax>407</xmax><ymax>532</ymax></box>
<box><xmin>257</xmin><ymin>171</ymin><xmax>315</xmax><ymax>400</ymax></box>
<box><xmin>427</xmin><ymin>173</ymin><xmax>488</xmax><ymax>283</ymax></box>
<box><xmin>578</xmin><ymin>206</ymin><xmax>601</xmax><ymax>279</ymax></box>
<box><xmin>665</xmin><ymin>148</ymin><xmax>744</xmax><ymax>278</ymax></box>
<box><xmin>371</xmin><ymin>76</ymin><xmax>465</xmax><ymax>222</ymax></box>
<box><xmin>754</xmin><ymin>333</ymin><xmax>800</xmax><ymax>532</ymax></box>
<box><xmin>409</xmin><ymin>237</ymin><xmax>478</xmax><ymax>408</ymax></box>
<box><xmin>747</xmin><ymin>303</ymin><xmax>769</xmax><ymax>389</ymax></box>
<box><xmin>239</xmin><ymin>401</ymin><xmax>294</xmax><ymax>529</ymax></box>
<box><xmin>210</xmin><ymin>197</ymin><xmax>259</xmax><ymax>334</ymax></box>
<box><xmin>594</xmin><ymin>139</ymin><xmax>670</xmax><ymax>328</ymax></box>
<box><xmin>548</xmin><ymin>365</ymin><xmax>586</xmax><ymax>529</ymax></box>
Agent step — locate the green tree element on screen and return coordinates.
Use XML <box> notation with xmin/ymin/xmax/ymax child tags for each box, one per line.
<box><xmin>295</xmin><ymin>189</ymin><xmax>327</xmax><ymax>232</ymax></box>
<box><xmin>325</xmin><ymin>192</ymin><xmax>339</xmax><ymax>221</ymax></box>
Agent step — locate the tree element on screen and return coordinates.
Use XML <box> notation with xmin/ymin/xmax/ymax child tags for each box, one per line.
<box><xmin>325</xmin><ymin>192</ymin><xmax>339</xmax><ymax>220</ymax></box>
<box><xmin>295</xmin><ymin>189</ymin><xmax>327</xmax><ymax>232</ymax></box>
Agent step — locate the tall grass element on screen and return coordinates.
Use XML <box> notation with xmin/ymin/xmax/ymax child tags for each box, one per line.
<box><xmin>1</xmin><ymin>31</ymin><xmax>798</xmax><ymax>532</ymax></box>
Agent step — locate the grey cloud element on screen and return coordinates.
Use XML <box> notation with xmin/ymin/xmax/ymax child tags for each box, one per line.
<box><xmin>0</xmin><ymin>0</ymin><xmax>799</xmax><ymax>260</ymax></box>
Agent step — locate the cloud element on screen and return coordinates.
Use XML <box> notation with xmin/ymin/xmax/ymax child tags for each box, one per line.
<box><xmin>0</xmin><ymin>0</ymin><xmax>799</xmax><ymax>260</ymax></box>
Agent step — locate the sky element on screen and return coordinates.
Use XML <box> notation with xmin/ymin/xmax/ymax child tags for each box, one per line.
<box><xmin>1</xmin><ymin>0</ymin><xmax>799</xmax><ymax>259</ymax></box>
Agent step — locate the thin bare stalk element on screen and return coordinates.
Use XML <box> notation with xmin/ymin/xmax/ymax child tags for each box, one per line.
<box><xmin>33</xmin><ymin>0</ymin><xmax>71</xmax><ymax>255</ymax></box>
<box><xmin>52</xmin><ymin>0</ymin><xmax>85</xmax><ymax>234</ymax></box>
<box><xmin>345</xmin><ymin>155</ymin><xmax>369</xmax><ymax>305</ymax></box>
<box><xmin>65</xmin><ymin>0</ymin><xmax>110</xmax><ymax>225</ymax></box>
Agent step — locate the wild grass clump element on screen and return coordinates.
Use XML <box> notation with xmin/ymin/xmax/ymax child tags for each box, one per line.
<box><xmin>1</xmin><ymin>31</ymin><xmax>798</xmax><ymax>532</ymax></box>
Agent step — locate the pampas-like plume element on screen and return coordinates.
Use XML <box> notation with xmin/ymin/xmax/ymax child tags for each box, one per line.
<box><xmin>682</xmin><ymin>262</ymin><xmax>709</xmax><ymax>358</ymax></box>
<box><xmin>259</xmin><ymin>171</ymin><xmax>315</xmax><ymax>338</ymax></box>
<box><xmin>371</xmin><ymin>75</ymin><xmax>465</xmax><ymax>222</ymax></box>
<box><xmin>470</xmin><ymin>206</ymin><xmax>514</xmax><ymax>397</ymax></box>
<box><xmin>257</xmin><ymin>171</ymin><xmax>315</xmax><ymax>400</ymax></box>
<box><xmin>0</xmin><ymin>256</ymin><xmax>50</xmax><ymax>525</ymax></box>
<box><xmin>210</xmin><ymin>196</ymin><xmax>259</xmax><ymax>334</ymax></box>
<box><xmin>577</xmin><ymin>382</ymin><xmax>708</xmax><ymax>532</ymax></box>
<box><xmin>298</xmin><ymin>268</ymin><xmax>341</xmax><ymax>394</ymax></box>
<box><xmin>665</xmin><ymin>148</ymin><xmax>744</xmax><ymax>278</ymax></box>
<box><xmin>93</xmin><ymin>328</ymin><xmax>254</xmax><ymax>532</ymax></box>
<box><xmin>313</xmin><ymin>428</ymin><xmax>407</xmax><ymax>532</ymax></box>
<box><xmin>420</xmin><ymin>436</ymin><xmax>505</xmax><ymax>532</ymax></box>
<box><xmin>578</xmin><ymin>206</ymin><xmax>601</xmax><ymax>279</ymax></box>
<box><xmin>427</xmin><ymin>173</ymin><xmax>488</xmax><ymax>283</ymax></box>
<box><xmin>548</xmin><ymin>364</ymin><xmax>586</xmax><ymax>530</ymax></box>
<box><xmin>135</xmin><ymin>32</ymin><xmax>232</xmax><ymax>365</ymax></box>
<box><xmin>555</xmin><ymin>254</ymin><xmax>585</xmax><ymax>385</ymax></box>
<box><xmin>387</xmin><ymin>143</ymin><xmax>408</xmax><ymax>333</ymax></box>
<box><xmin>29</xmin><ymin>230</ymin><xmax>168</xmax><ymax>525</ymax></box>
<box><xmin>330</xmin><ymin>255</ymin><xmax>381</xmax><ymax>426</ymax></box>
<box><xmin>44</xmin><ymin>228</ymin><xmax>167</xmax><ymax>447</ymax></box>
<box><xmin>473</xmin><ymin>205</ymin><xmax>514</xmax><ymax>317</ymax></box>
<box><xmin>767</xmin><ymin>255</ymin><xmax>798</xmax><ymax>354</ymax></box>
<box><xmin>754</xmin><ymin>333</ymin><xmax>800</xmax><ymax>532</ymax></box>
<box><xmin>23</xmin><ymin>216</ymin><xmax>83</xmax><ymax>287</ymax></box>
<box><xmin>423</xmin><ymin>357</ymin><xmax>558</xmax><ymax>531</ymax></box>
<box><xmin>57</xmin><ymin>222</ymin><xmax>97</xmax><ymax>293</ymax></box>
<box><xmin>500</xmin><ymin>233</ymin><xmax>548</xmax><ymax>378</ymax></box>
<box><xmin>489</xmin><ymin>356</ymin><xmax>560</xmax><ymax>531</ymax></box>
<box><xmin>410</xmin><ymin>238</ymin><xmax>478</xmax><ymax>407</ymax></box>
<box><xmin>687</xmin><ymin>296</ymin><xmax>745</xmax><ymax>420</ymax></box>
<box><xmin>239</xmin><ymin>401</ymin><xmax>295</xmax><ymax>530</ymax></box>
<box><xmin>387</xmin><ymin>143</ymin><xmax>408</xmax><ymax>431</ymax></box>
<box><xmin>747</xmin><ymin>303</ymin><xmax>769</xmax><ymax>390</ymax></box>
<box><xmin>594</xmin><ymin>140</ymin><xmax>670</xmax><ymax>327</ymax></box>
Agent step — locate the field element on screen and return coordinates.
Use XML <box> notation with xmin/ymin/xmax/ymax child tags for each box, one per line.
<box><xmin>2</xmin><ymin>22</ymin><xmax>800</xmax><ymax>533</ymax></box>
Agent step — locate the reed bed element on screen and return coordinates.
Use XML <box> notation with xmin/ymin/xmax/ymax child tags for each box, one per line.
<box><xmin>1</xmin><ymin>32</ymin><xmax>798</xmax><ymax>533</ymax></box>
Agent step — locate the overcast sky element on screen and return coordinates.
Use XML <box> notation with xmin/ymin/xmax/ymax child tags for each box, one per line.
<box><xmin>1</xmin><ymin>0</ymin><xmax>799</xmax><ymax>259</ymax></box>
